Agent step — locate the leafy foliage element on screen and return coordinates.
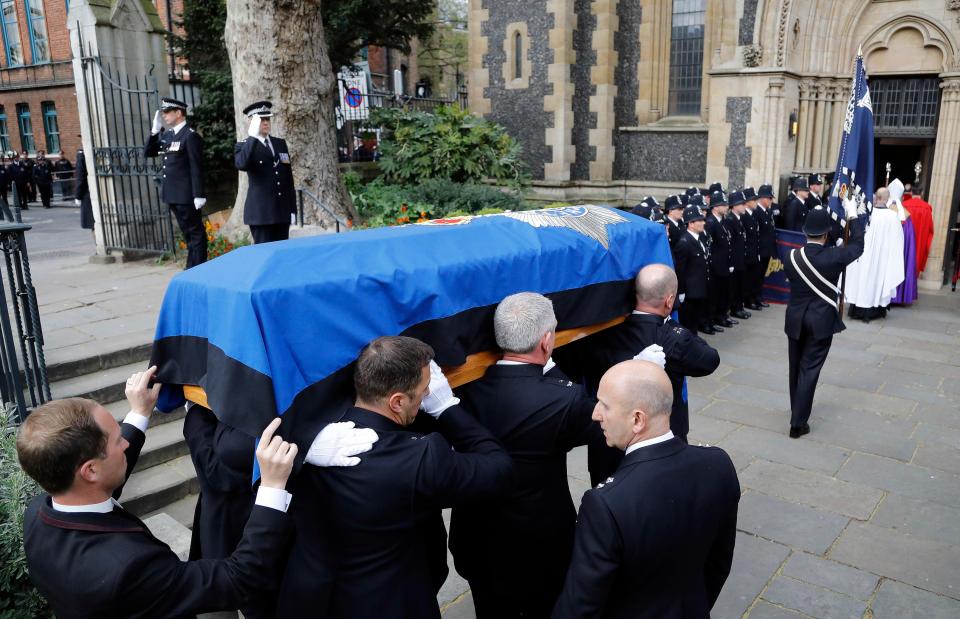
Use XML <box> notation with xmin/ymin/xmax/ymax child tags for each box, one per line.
<box><xmin>323</xmin><ymin>0</ymin><xmax>436</xmax><ymax>71</ymax></box>
<box><xmin>0</xmin><ymin>407</ymin><xmax>51</xmax><ymax>618</ymax></box>
<box><xmin>372</xmin><ymin>106</ymin><xmax>530</xmax><ymax>187</ymax></box>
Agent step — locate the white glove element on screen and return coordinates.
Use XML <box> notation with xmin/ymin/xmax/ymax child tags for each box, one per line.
<box><xmin>728</xmin><ymin>266</ymin><xmax>734</xmax><ymax>273</ymax></box>
<box><xmin>305</xmin><ymin>421</ymin><xmax>379</xmax><ymax>467</ymax></box>
<box><xmin>421</xmin><ymin>360</ymin><xmax>459</xmax><ymax>418</ymax></box>
<box><xmin>542</xmin><ymin>357</ymin><xmax>556</xmax><ymax>375</ymax></box>
<box><xmin>634</xmin><ymin>344</ymin><xmax>666</xmax><ymax>369</ymax></box>
<box><xmin>247</xmin><ymin>115</ymin><xmax>261</xmax><ymax>139</ymax></box>
<box><xmin>74</xmin><ymin>199</ymin><xmax>81</xmax><ymax>207</ymax></box>
<box><xmin>151</xmin><ymin>110</ymin><xmax>164</xmax><ymax>135</ymax></box>
<box><xmin>193</xmin><ymin>198</ymin><xmax>206</xmax><ymax>210</ymax></box>
<box><xmin>679</xmin><ymin>293</ymin><xmax>686</xmax><ymax>303</ymax></box>
<box><xmin>835</xmin><ymin>238</ymin><xmax>844</xmax><ymax>247</ymax></box>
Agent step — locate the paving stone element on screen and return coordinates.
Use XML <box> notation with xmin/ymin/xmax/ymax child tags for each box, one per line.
<box><xmin>701</xmin><ymin>399</ymin><xmax>785</xmax><ymax>433</ymax></box>
<box><xmin>39</xmin><ymin>304</ymin><xmax>117</xmax><ymax>331</ymax></box>
<box><xmin>882</xmin><ymin>354</ymin><xmax>960</xmax><ymax>381</ymax></box>
<box><xmin>566</xmin><ymin>445</ymin><xmax>588</xmax><ymax>482</ymax></box>
<box><xmin>829</xmin><ymin>522</ymin><xmax>960</xmax><ymax>599</ymax></box>
<box><xmin>688</xmin><ymin>414</ymin><xmax>740</xmax><ymax>445</ymax></box>
<box><xmin>824</xmin><ymin>346</ymin><xmax>887</xmax><ymax>367</ymax></box>
<box><xmin>870</xmin><ymin>579</ymin><xmax>960</xmax><ymax>619</ymax></box>
<box><xmin>912</xmin><ymin>441</ymin><xmax>960</xmax><ymax>476</ymax></box>
<box><xmin>745</xmin><ymin>600</ymin><xmax>809</xmax><ymax>618</ymax></box>
<box><xmin>42</xmin><ymin>326</ymin><xmax>95</xmax><ymax>350</ymax></box>
<box><xmin>804</xmin><ymin>405</ymin><xmax>918</xmax><ymax>462</ymax></box>
<box><xmin>688</xmin><ymin>374</ymin><xmax>726</xmax><ymax>398</ymax></box>
<box><xmin>722</xmin><ymin>426</ymin><xmax>850</xmax><ymax>475</ymax></box>
<box><xmin>880</xmin><ymin>383</ymin><xmax>957</xmax><ymax>407</ymax></box>
<box><xmin>761</xmin><ymin>576</ymin><xmax>866</xmax><ymax>619</ymax></box>
<box><xmin>839</xmin><ymin>452</ymin><xmax>960</xmax><ymax>509</ymax></box>
<box><xmin>781</xmin><ymin>552</ymin><xmax>878</xmax><ymax>601</ymax></box>
<box><xmin>879</xmin><ymin>368</ymin><xmax>944</xmax><ymax>391</ymax></box>
<box><xmin>912</xmin><ymin>403</ymin><xmax>960</xmax><ymax>430</ymax></box>
<box><xmin>737</xmin><ymin>492</ymin><xmax>849</xmax><ymax>554</ymax></box>
<box><xmin>871</xmin><ymin>493</ymin><xmax>960</xmax><ymax>547</ymax></box>
<box><xmin>817</xmin><ymin>366</ymin><xmax>886</xmax><ymax>393</ymax></box>
<box><xmin>724</xmin><ymin>448</ymin><xmax>755</xmax><ymax>473</ymax></box>
<box><xmin>715</xmin><ymin>384</ymin><xmax>789</xmax><ymax>414</ymax></box>
<box><xmin>440</xmin><ymin>592</ymin><xmax>475</xmax><ymax>618</ymax></box>
<box><xmin>711</xmin><ymin>533</ymin><xmax>791</xmax><ymax>619</ymax></box>
<box><xmin>740</xmin><ymin>459</ymin><xmax>883</xmax><ymax>519</ymax></box>
<box><xmin>913</xmin><ymin>422</ymin><xmax>960</xmax><ymax>450</ymax></box>
<box><xmin>74</xmin><ymin>312</ymin><xmax>160</xmax><ymax>339</ymax></box>
<box><xmin>723</xmin><ymin>368</ymin><xmax>790</xmax><ymax>394</ymax></box>
<box><xmin>815</xmin><ymin>384</ymin><xmax>916</xmax><ymax>418</ymax></box>
<box><xmin>719</xmin><ymin>353</ymin><xmax>788</xmax><ymax>375</ymax></box>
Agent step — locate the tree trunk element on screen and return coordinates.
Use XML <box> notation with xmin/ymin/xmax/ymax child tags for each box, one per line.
<box><xmin>224</xmin><ymin>0</ymin><xmax>355</xmax><ymax>239</ymax></box>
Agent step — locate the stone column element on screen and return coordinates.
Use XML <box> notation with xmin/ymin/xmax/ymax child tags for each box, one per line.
<box><xmin>762</xmin><ymin>76</ymin><xmax>786</xmax><ymax>183</ymax></box>
<box><xmin>810</xmin><ymin>82</ymin><xmax>826</xmax><ymax>170</ymax></box>
<box><xmin>817</xmin><ymin>81</ymin><xmax>835</xmax><ymax>169</ymax></box>
<box><xmin>795</xmin><ymin>81</ymin><xmax>811</xmax><ymax>170</ymax></box>
<box><xmin>467</xmin><ymin>0</ymin><xmax>492</xmax><ymax>116</ymax></box>
<box><xmin>589</xmin><ymin>0</ymin><xmax>617</xmax><ymax>181</ymax></box>
<box><xmin>544</xmin><ymin>0</ymin><xmax>576</xmax><ymax>181</ymax></box>
<box><xmin>922</xmin><ymin>77</ymin><xmax>960</xmax><ymax>288</ymax></box>
<box><xmin>826</xmin><ymin>80</ymin><xmax>845</xmax><ymax>167</ymax></box>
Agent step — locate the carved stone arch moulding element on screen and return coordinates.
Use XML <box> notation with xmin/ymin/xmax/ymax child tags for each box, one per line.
<box><xmin>860</xmin><ymin>14</ymin><xmax>959</xmax><ymax>73</ymax></box>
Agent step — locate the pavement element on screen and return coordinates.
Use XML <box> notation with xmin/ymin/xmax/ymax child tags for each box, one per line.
<box><xmin>16</xmin><ymin>205</ymin><xmax>960</xmax><ymax>618</ymax></box>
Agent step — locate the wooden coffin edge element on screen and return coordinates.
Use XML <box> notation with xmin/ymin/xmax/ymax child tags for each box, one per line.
<box><xmin>181</xmin><ymin>314</ymin><xmax>629</xmax><ymax>409</ymax></box>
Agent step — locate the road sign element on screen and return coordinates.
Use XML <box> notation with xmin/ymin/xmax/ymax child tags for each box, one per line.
<box><xmin>338</xmin><ymin>68</ymin><xmax>369</xmax><ymax>120</ymax></box>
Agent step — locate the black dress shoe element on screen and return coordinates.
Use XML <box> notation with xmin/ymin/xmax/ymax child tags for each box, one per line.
<box><xmin>722</xmin><ymin>318</ymin><xmax>738</xmax><ymax>326</ymax></box>
<box><xmin>710</xmin><ymin>325</ymin><xmax>724</xmax><ymax>333</ymax></box>
<box><xmin>789</xmin><ymin>424</ymin><xmax>811</xmax><ymax>439</ymax></box>
<box><xmin>746</xmin><ymin>303</ymin><xmax>763</xmax><ymax>311</ymax></box>
<box><xmin>699</xmin><ymin>326</ymin><xmax>717</xmax><ymax>335</ymax></box>
<box><xmin>759</xmin><ymin>301</ymin><xmax>770</xmax><ymax>308</ymax></box>
<box><xmin>731</xmin><ymin>310</ymin><xmax>751</xmax><ymax>320</ymax></box>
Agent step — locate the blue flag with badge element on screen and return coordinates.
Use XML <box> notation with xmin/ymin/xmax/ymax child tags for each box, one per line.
<box><xmin>828</xmin><ymin>54</ymin><xmax>874</xmax><ymax>227</ymax></box>
<box><xmin>150</xmin><ymin>205</ymin><xmax>673</xmax><ymax>446</ymax></box>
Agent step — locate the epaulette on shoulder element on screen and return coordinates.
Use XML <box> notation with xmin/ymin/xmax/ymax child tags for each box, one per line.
<box><xmin>594</xmin><ymin>474</ymin><xmax>624</xmax><ymax>492</ymax></box>
<box><xmin>542</xmin><ymin>376</ymin><xmax>575</xmax><ymax>389</ymax></box>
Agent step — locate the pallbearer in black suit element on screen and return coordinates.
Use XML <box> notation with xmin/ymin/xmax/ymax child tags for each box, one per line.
<box><xmin>144</xmin><ymin>97</ymin><xmax>207</xmax><ymax>268</ymax></box>
<box><xmin>675</xmin><ymin>205</ymin><xmax>712</xmax><ymax>335</ymax></box>
<box><xmin>783</xmin><ymin>205</ymin><xmax>864</xmax><ymax>438</ymax></box>
<box><xmin>663</xmin><ymin>194</ymin><xmax>686</xmax><ymax>249</ymax></box>
<box><xmin>754</xmin><ymin>184</ymin><xmax>778</xmax><ymax>307</ymax></box>
<box><xmin>782</xmin><ymin>176</ymin><xmax>811</xmax><ymax>232</ymax></box>
<box><xmin>452</xmin><ymin>293</ymin><xmax>609</xmax><ymax>619</ymax></box>
<box><xmin>741</xmin><ymin>187</ymin><xmax>763</xmax><ymax>310</ymax></box>
<box><xmin>17</xmin><ymin>367</ymin><xmax>303</xmax><ymax>618</ymax></box>
<box><xmin>235</xmin><ymin>101</ymin><xmax>297</xmax><ymax>244</ymax></box>
<box><xmin>553</xmin><ymin>360</ymin><xmax>739</xmax><ymax>618</ymax></box>
<box><xmin>724</xmin><ymin>190</ymin><xmax>750</xmax><ymax>321</ymax></box>
<box><xmin>706</xmin><ymin>191</ymin><xmax>734</xmax><ymax>330</ymax></box>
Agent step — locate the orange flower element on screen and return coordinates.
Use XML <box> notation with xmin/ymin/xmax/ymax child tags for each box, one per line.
<box><xmin>420</xmin><ymin>211</ymin><xmax>427</xmax><ymax>218</ymax></box>
<box><xmin>400</xmin><ymin>205</ymin><xmax>408</xmax><ymax>213</ymax></box>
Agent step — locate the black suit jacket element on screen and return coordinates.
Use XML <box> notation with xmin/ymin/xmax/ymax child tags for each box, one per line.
<box><xmin>742</xmin><ymin>209</ymin><xmax>760</xmax><ymax>265</ymax></box>
<box><xmin>724</xmin><ymin>213</ymin><xmax>746</xmax><ymax>271</ymax></box>
<box><xmin>755</xmin><ymin>205</ymin><xmax>777</xmax><ymax>258</ymax></box>
<box><xmin>23</xmin><ymin>422</ymin><xmax>290</xmax><ymax>619</ymax></box>
<box><xmin>783</xmin><ymin>218</ymin><xmax>865</xmax><ymax>340</ymax></box>
<box><xmin>279</xmin><ymin>405</ymin><xmax>512</xmax><ymax>619</ymax></box>
<box><xmin>666</xmin><ymin>217</ymin><xmax>685</xmax><ymax>249</ymax></box>
<box><xmin>32</xmin><ymin>160</ymin><xmax>53</xmax><ymax>186</ymax></box>
<box><xmin>673</xmin><ymin>232</ymin><xmax>709</xmax><ymax>300</ymax></box>
<box><xmin>783</xmin><ymin>193</ymin><xmax>808</xmax><ymax>232</ymax></box>
<box><xmin>144</xmin><ymin>125</ymin><xmax>205</xmax><ymax>205</ymax></box>
<box><xmin>235</xmin><ymin>136</ymin><xmax>297</xmax><ymax>225</ymax></box>
<box><xmin>553</xmin><ymin>439</ymin><xmax>740</xmax><ymax>619</ymax></box>
<box><xmin>705</xmin><ymin>215</ymin><xmax>731</xmax><ymax>276</ymax></box>
<box><xmin>450</xmin><ymin>363</ymin><xmax>602</xmax><ymax>591</ymax></box>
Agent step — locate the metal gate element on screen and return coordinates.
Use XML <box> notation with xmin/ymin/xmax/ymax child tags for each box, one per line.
<box><xmin>78</xmin><ymin>50</ymin><xmax>177</xmax><ymax>256</ymax></box>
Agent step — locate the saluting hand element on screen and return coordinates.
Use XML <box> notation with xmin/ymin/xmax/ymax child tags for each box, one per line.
<box><xmin>257</xmin><ymin>418</ymin><xmax>298</xmax><ymax>490</ymax></box>
<box><xmin>248</xmin><ymin>114</ymin><xmax>261</xmax><ymax>139</ymax></box>
<box><xmin>151</xmin><ymin>111</ymin><xmax>164</xmax><ymax>135</ymax></box>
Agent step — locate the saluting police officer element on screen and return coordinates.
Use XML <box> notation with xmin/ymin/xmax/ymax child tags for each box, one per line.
<box><xmin>144</xmin><ymin>97</ymin><xmax>207</xmax><ymax>268</ymax></box>
<box><xmin>741</xmin><ymin>187</ymin><xmax>763</xmax><ymax>310</ymax></box>
<box><xmin>754</xmin><ymin>184</ymin><xmax>778</xmax><ymax>307</ymax></box>
<box><xmin>782</xmin><ymin>176</ymin><xmax>810</xmax><ymax>232</ymax></box>
<box><xmin>706</xmin><ymin>191</ymin><xmax>734</xmax><ymax>331</ymax></box>
<box><xmin>235</xmin><ymin>101</ymin><xmax>297</xmax><ymax>244</ymax></box>
<box><xmin>675</xmin><ymin>205</ymin><xmax>711</xmax><ymax>335</ymax></box>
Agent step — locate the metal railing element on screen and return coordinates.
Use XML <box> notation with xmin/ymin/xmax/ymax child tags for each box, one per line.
<box><xmin>0</xmin><ymin>184</ymin><xmax>49</xmax><ymax>421</ymax></box>
<box><xmin>297</xmin><ymin>188</ymin><xmax>351</xmax><ymax>233</ymax></box>
<box><xmin>0</xmin><ymin>60</ymin><xmax>74</xmax><ymax>90</ymax></box>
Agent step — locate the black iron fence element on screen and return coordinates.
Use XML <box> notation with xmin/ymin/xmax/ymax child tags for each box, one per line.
<box><xmin>0</xmin><ymin>184</ymin><xmax>49</xmax><ymax>421</ymax></box>
<box><xmin>296</xmin><ymin>188</ymin><xmax>351</xmax><ymax>232</ymax></box>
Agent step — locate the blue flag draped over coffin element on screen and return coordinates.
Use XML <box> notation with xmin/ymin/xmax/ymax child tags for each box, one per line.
<box><xmin>828</xmin><ymin>54</ymin><xmax>874</xmax><ymax>226</ymax></box>
<box><xmin>150</xmin><ymin>205</ymin><xmax>673</xmax><ymax>444</ymax></box>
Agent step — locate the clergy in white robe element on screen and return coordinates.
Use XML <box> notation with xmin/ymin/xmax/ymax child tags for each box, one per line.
<box><xmin>845</xmin><ymin>186</ymin><xmax>905</xmax><ymax>322</ymax></box>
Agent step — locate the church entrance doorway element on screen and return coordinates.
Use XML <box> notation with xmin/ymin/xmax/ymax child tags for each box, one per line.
<box><xmin>874</xmin><ymin>138</ymin><xmax>934</xmax><ymax>196</ymax></box>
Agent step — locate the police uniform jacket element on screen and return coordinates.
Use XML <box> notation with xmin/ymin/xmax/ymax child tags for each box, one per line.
<box><xmin>756</xmin><ymin>206</ymin><xmax>778</xmax><ymax>258</ymax></box>
<box><xmin>23</xmin><ymin>421</ymin><xmax>291</xmax><ymax>619</ymax></box>
<box><xmin>742</xmin><ymin>209</ymin><xmax>760</xmax><ymax>265</ymax></box>
<box><xmin>32</xmin><ymin>160</ymin><xmax>53</xmax><ymax>186</ymax></box>
<box><xmin>705</xmin><ymin>214</ymin><xmax>732</xmax><ymax>277</ymax></box>
<box><xmin>666</xmin><ymin>217</ymin><xmax>685</xmax><ymax>249</ymax></box>
<box><xmin>234</xmin><ymin>136</ymin><xmax>296</xmax><ymax>225</ymax></box>
<box><xmin>8</xmin><ymin>161</ymin><xmax>28</xmax><ymax>187</ymax></box>
<box><xmin>553</xmin><ymin>438</ymin><xmax>740</xmax><ymax>619</ymax></box>
<box><xmin>279</xmin><ymin>405</ymin><xmax>512</xmax><ymax>619</ymax></box>
<box><xmin>783</xmin><ymin>193</ymin><xmax>808</xmax><ymax>232</ymax></box>
<box><xmin>674</xmin><ymin>232</ymin><xmax>710</xmax><ymax>300</ymax></box>
<box><xmin>723</xmin><ymin>213</ymin><xmax>746</xmax><ymax>272</ymax></box>
<box><xmin>783</xmin><ymin>218</ymin><xmax>865</xmax><ymax>340</ymax></box>
<box><xmin>0</xmin><ymin>165</ymin><xmax>9</xmax><ymax>192</ymax></box>
<box><xmin>450</xmin><ymin>363</ymin><xmax>603</xmax><ymax>603</ymax></box>
<box><xmin>183</xmin><ymin>405</ymin><xmax>256</xmax><ymax>560</ymax></box>
<box><xmin>144</xmin><ymin>125</ymin><xmax>205</xmax><ymax>205</ymax></box>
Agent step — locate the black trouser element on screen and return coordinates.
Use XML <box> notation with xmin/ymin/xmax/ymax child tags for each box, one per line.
<box><xmin>728</xmin><ymin>269</ymin><xmax>744</xmax><ymax>313</ymax></box>
<box><xmin>37</xmin><ymin>182</ymin><xmax>51</xmax><ymax>208</ymax></box>
<box><xmin>788</xmin><ymin>332</ymin><xmax>833</xmax><ymax>428</ymax></box>
<box><xmin>710</xmin><ymin>275</ymin><xmax>729</xmax><ymax>322</ymax></box>
<box><xmin>250</xmin><ymin>223</ymin><xmax>290</xmax><ymax>244</ymax></box>
<box><xmin>679</xmin><ymin>297</ymin><xmax>705</xmax><ymax>332</ymax></box>
<box><xmin>169</xmin><ymin>202</ymin><xmax>206</xmax><ymax>268</ymax></box>
<box><xmin>743</xmin><ymin>261</ymin><xmax>760</xmax><ymax>304</ymax></box>
<box><xmin>756</xmin><ymin>256</ymin><xmax>771</xmax><ymax>302</ymax></box>
<box><xmin>13</xmin><ymin>183</ymin><xmax>28</xmax><ymax>210</ymax></box>
<box><xmin>468</xmin><ymin>541</ymin><xmax>570</xmax><ymax>619</ymax></box>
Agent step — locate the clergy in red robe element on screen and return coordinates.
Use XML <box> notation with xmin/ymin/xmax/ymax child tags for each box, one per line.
<box><xmin>902</xmin><ymin>186</ymin><xmax>935</xmax><ymax>274</ymax></box>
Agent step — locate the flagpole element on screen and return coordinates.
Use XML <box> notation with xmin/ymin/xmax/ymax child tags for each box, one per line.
<box><xmin>839</xmin><ymin>48</ymin><xmax>863</xmax><ymax>318</ymax></box>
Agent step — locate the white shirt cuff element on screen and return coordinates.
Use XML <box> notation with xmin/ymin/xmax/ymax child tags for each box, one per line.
<box><xmin>121</xmin><ymin>412</ymin><xmax>150</xmax><ymax>434</ymax></box>
<box><xmin>255</xmin><ymin>486</ymin><xmax>292</xmax><ymax>513</ymax></box>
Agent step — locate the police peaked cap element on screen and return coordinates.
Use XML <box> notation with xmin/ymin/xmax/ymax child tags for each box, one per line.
<box><xmin>803</xmin><ymin>206</ymin><xmax>832</xmax><ymax>236</ymax></box>
<box><xmin>728</xmin><ymin>190</ymin><xmax>746</xmax><ymax>207</ymax></box>
<box><xmin>742</xmin><ymin>186</ymin><xmax>758</xmax><ymax>201</ymax></box>
<box><xmin>664</xmin><ymin>195</ymin><xmax>684</xmax><ymax>211</ymax></box>
<box><xmin>710</xmin><ymin>191</ymin><xmax>727</xmax><ymax>206</ymax></box>
<box><xmin>243</xmin><ymin>100</ymin><xmax>274</xmax><ymax>118</ymax></box>
<box><xmin>159</xmin><ymin>97</ymin><xmax>188</xmax><ymax>112</ymax></box>
<box><xmin>682</xmin><ymin>205</ymin><xmax>705</xmax><ymax>224</ymax></box>
<box><xmin>758</xmin><ymin>184</ymin><xmax>775</xmax><ymax>198</ymax></box>
<box><xmin>808</xmin><ymin>173</ymin><xmax>824</xmax><ymax>186</ymax></box>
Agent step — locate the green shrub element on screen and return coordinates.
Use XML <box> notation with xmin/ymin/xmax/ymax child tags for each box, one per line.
<box><xmin>411</xmin><ymin>179</ymin><xmax>523</xmax><ymax>216</ymax></box>
<box><xmin>0</xmin><ymin>407</ymin><xmax>50</xmax><ymax>618</ymax></box>
<box><xmin>372</xmin><ymin>105</ymin><xmax>530</xmax><ymax>187</ymax></box>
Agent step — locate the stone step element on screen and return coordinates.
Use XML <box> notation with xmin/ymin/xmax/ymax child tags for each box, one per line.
<box><xmin>105</xmin><ymin>398</ymin><xmax>186</xmax><ymax>429</ymax></box>
<box><xmin>43</xmin><ymin>339</ymin><xmax>154</xmax><ymax>384</ymax></box>
<box><xmin>121</xmin><ymin>453</ymin><xmax>199</xmax><ymax>517</ymax></box>
<box><xmin>144</xmin><ymin>492</ymin><xmax>198</xmax><ymax>530</ymax></box>
<box><xmin>50</xmin><ymin>360</ymin><xmax>150</xmax><ymax>405</ymax></box>
<box><xmin>135</xmin><ymin>416</ymin><xmax>189</xmax><ymax>471</ymax></box>
<box><xmin>144</xmin><ymin>512</ymin><xmax>192</xmax><ymax>561</ymax></box>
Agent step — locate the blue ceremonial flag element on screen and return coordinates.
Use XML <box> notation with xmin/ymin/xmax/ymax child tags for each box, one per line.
<box><xmin>150</xmin><ymin>205</ymin><xmax>673</xmax><ymax>445</ymax></box>
<box><xmin>828</xmin><ymin>54</ymin><xmax>874</xmax><ymax>227</ymax></box>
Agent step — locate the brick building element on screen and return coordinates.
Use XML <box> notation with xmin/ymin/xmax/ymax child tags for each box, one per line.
<box><xmin>0</xmin><ymin>0</ymin><xmax>184</xmax><ymax>164</ymax></box>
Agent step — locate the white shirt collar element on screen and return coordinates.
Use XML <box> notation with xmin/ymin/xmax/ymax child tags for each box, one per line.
<box><xmin>496</xmin><ymin>359</ymin><xmax>527</xmax><ymax>365</ymax></box>
<box><xmin>631</xmin><ymin>310</ymin><xmax>669</xmax><ymax>324</ymax></box>
<box><xmin>51</xmin><ymin>497</ymin><xmax>118</xmax><ymax>513</ymax></box>
<box><xmin>625</xmin><ymin>430</ymin><xmax>675</xmax><ymax>455</ymax></box>
<box><xmin>687</xmin><ymin>229</ymin><xmax>700</xmax><ymax>240</ymax></box>
<box><xmin>171</xmin><ymin>120</ymin><xmax>187</xmax><ymax>134</ymax></box>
